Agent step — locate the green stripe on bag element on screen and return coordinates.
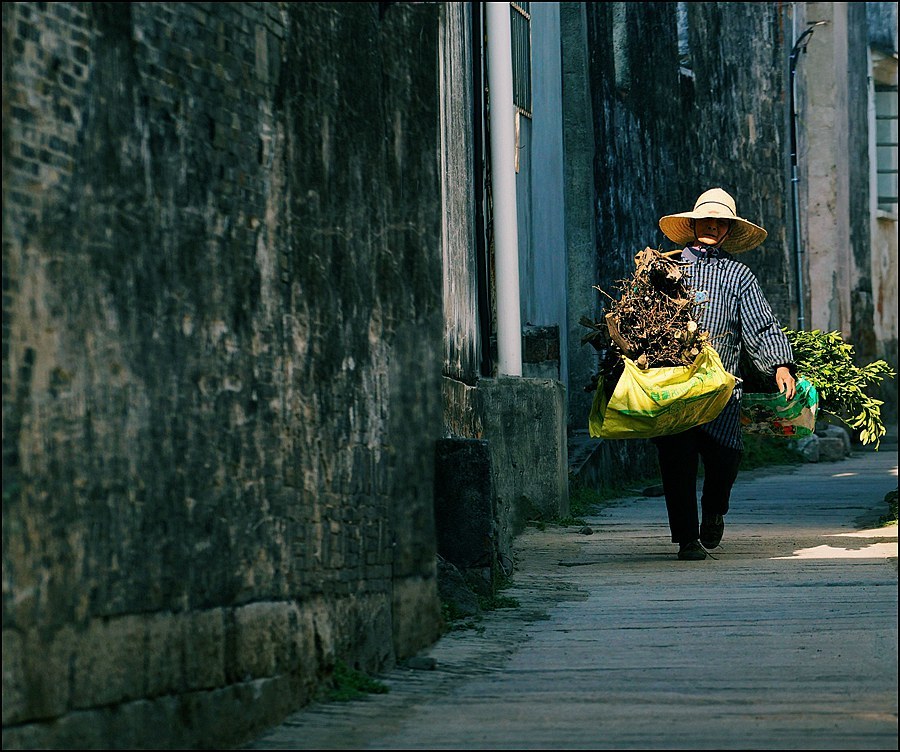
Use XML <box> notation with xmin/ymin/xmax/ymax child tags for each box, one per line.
<box><xmin>588</xmin><ymin>346</ymin><xmax>736</xmax><ymax>439</ymax></box>
<box><xmin>740</xmin><ymin>379</ymin><xmax>818</xmax><ymax>437</ymax></box>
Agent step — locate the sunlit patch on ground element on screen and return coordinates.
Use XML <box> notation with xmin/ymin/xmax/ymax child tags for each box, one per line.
<box><xmin>829</xmin><ymin>526</ymin><xmax>897</xmax><ymax>539</ymax></box>
<box><xmin>772</xmin><ymin>526</ymin><xmax>897</xmax><ymax>559</ymax></box>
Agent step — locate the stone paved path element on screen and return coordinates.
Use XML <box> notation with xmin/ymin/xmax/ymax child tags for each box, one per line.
<box><xmin>243</xmin><ymin>441</ymin><xmax>898</xmax><ymax>750</ymax></box>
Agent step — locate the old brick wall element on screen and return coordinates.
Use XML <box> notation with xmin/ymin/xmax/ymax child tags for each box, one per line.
<box><xmin>2</xmin><ymin>2</ymin><xmax>443</xmax><ymax>748</ymax></box>
<box><xmin>679</xmin><ymin>2</ymin><xmax>795</xmax><ymax>320</ymax></box>
<box><xmin>586</xmin><ymin>2</ymin><xmax>794</xmax><ymax>323</ymax></box>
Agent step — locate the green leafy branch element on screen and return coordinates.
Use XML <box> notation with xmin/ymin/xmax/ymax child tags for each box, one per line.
<box><xmin>784</xmin><ymin>328</ymin><xmax>896</xmax><ymax>449</ymax></box>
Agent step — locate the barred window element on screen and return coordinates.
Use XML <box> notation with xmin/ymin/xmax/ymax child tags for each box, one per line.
<box><xmin>871</xmin><ymin>48</ymin><xmax>898</xmax><ymax>216</ymax></box>
<box><xmin>510</xmin><ymin>2</ymin><xmax>531</xmax><ymax>118</ymax></box>
<box><xmin>875</xmin><ymin>83</ymin><xmax>898</xmax><ymax>213</ymax></box>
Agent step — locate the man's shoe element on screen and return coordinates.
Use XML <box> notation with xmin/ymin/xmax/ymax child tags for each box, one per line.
<box><xmin>677</xmin><ymin>540</ymin><xmax>708</xmax><ymax>561</ymax></box>
<box><xmin>700</xmin><ymin>514</ymin><xmax>725</xmax><ymax>549</ymax></box>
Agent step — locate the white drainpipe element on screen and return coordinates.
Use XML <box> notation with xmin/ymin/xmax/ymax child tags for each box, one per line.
<box><xmin>486</xmin><ymin>1</ymin><xmax>522</xmax><ymax>377</ymax></box>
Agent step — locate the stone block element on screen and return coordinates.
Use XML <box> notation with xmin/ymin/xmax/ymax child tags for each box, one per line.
<box><xmin>2</xmin><ymin>630</ymin><xmax>26</xmax><ymax>724</ymax></box>
<box><xmin>1</xmin><ymin>722</ymin><xmax>53</xmax><ymax>750</ymax></box>
<box><xmin>145</xmin><ymin>611</ymin><xmax>186</xmax><ymax>697</ymax></box>
<box><xmin>434</xmin><ymin>438</ymin><xmax>495</xmax><ymax>572</ymax></box>
<box><xmin>231</xmin><ymin>602</ymin><xmax>294</xmax><ymax>681</ymax></box>
<box><xmin>815</xmin><ymin>423</ymin><xmax>851</xmax><ymax>455</ymax></box>
<box><xmin>477</xmin><ymin>378</ymin><xmax>569</xmax><ymax>546</ymax></box>
<box><xmin>436</xmin><ymin>557</ymin><xmax>480</xmax><ymax>618</ymax></box>
<box><xmin>391</xmin><ymin>577</ymin><xmax>442</xmax><ymax>660</ymax></box>
<box><xmin>792</xmin><ymin>435</ymin><xmax>820</xmax><ymax>462</ymax></box>
<box><xmin>289</xmin><ymin>601</ymin><xmax>317</xmax><ymax>684</ymax></box>
<box><xmin>184</xmin><ymin>608</ymin><xmax>226</xmax><ymax>690</ymax></box>
<box><xmin>104</xmin><ymin>696</ymin><xmax>189</xmax><ymax>750</ymax></box>
<box><xmin>72</xmin><ymin>615</ymin><xmax>146</xmax><ymax>709</ymax></box>
<box><xmin>215</xmin><ymin>676</ymin><xmax>301</xmax><ymax>750</ymax></box>
<box><xmin>818</xmin><ymin>436</ymin><xmax>847</xmax><ymax>462</ymax></box>
<box><xmin>33</xmin><ymin>708</ymin><xmax>108</xmax><ymax>749</ymax></box>
<box><xmin>11</xmin><ymin>626</ymin><xmax>77</xmax><ymax>722</ymax></box>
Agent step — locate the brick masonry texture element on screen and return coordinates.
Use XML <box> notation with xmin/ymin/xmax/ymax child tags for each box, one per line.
<box><xmin>2</xmin><ymin>2</ymin><xmax>443</xmax><ymax>746</ymax></box>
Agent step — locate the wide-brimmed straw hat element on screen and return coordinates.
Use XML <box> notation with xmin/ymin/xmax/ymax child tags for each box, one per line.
<box><xmin>658</xmin><ymin>188</ymin><xmax>767</xmax><ymax>254</ymax></box>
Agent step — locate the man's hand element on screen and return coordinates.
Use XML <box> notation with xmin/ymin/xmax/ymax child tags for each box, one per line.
<box><xmin>775</xmin><ymin>366</ymin><xmax>796</xmax><ymax>400</ymax></box>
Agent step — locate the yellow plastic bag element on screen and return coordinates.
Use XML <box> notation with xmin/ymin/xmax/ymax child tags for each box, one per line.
<box><xmin>589</xmin><ymin>346</ymin><xmax>736</xmax><ymax>439</ymax></box>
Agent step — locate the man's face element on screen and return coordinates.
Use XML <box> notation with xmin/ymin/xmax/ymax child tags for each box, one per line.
<box><xmin>692</xmin><ymin>217</ymin><xmax>732</xmax><ymax>247</ymax></box>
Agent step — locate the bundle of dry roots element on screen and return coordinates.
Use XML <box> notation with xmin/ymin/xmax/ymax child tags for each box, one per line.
<box><xmin>581</xmin><ymin>247</ymin><xmax>711</xmax><ymax>392</ymax></box>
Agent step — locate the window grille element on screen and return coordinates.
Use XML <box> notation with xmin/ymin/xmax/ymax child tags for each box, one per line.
<box><xmin>875</xmin><ymin>83</ymin><xmax>898</xmax><ymax>212</ymax></box>
<box><xmin>510</xmin><ymin>2</ymin><xmax>532</xmax><ymax>118</ymax></box>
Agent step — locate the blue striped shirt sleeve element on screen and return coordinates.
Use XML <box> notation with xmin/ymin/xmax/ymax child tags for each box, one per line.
<box><xmin>738</xmin><ymin>272</ymin><xmax>794</xmax><ymax>377</ymax></box>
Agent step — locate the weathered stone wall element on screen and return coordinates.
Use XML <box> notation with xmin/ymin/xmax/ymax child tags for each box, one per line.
<box><xmin>800</xmin><ymin>1</ymin><xmax>897</xmax><ymax>425</ymax></box>
<box><xmin>585</xmin><ymin>2</ymin><xmax>686</xmax><ymax>305</ymax></box>
<box><xmin>561</xmin><ymin>2</ymin><xmax>599</xmax><ymax>429</ymax></box>
<box><xmin>440</xmin><ymin>1</ymin><xmax>482</xmax><ymax>385</ymax></box>
<box><xmin>585</xmin><ymin>2</ymin><xmax>794</xmax><ymax>324</ymax></box>
<box><xmin>440</xmin><ymin>375</ymin><xmax>568</xmax><ymax>577</ymax></box>
<box><xmin>863</xmin><ymin>2</ymin><xmax>898</xmax><ymax>424</ymax></box>
<box><xmin>678</xmin><ymin>3</ymin><xmax>795</xmax><ymax>320</ymax></box>
<box><xmin>805</xmin><ymin>2</ymin><xmax>855</xmax><ymax>340</ymax></box>
<box><xmin>847</xmin><ymin>1</ymin><xmax>897</xmax><ymax>423</ymax></box>
<box><xmin>848</xmin><ymin>1</ymin><xmax>877</xmax><ymax>357</ymax></box>
<box><xmin>2</xmin><ymin>2</ymin><xmax>443</xmax><ymax>748</ymax></box>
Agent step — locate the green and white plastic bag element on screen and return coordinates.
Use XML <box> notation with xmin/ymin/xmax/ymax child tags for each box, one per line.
<box><xmin>740</xmin><ymin>378</ymin><xmax>818</xmax><ymax>437</ymax></box>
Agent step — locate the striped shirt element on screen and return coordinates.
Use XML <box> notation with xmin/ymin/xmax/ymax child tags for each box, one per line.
<box><xmin>680</xmin><ymin>245</ymin><xmax>794</xmax><ymax>450</ymax></box>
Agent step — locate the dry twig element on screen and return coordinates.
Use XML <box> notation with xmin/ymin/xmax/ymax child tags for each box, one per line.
<box><xmin>582</xmin><ymin>247</ymin><xmax>712</xmax><ymax>391</ymax></box>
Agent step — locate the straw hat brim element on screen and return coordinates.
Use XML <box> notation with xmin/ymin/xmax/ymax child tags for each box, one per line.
<box><xmin>658</xmin><ymin>212</ymin><xmax>767</xmax><ymax>254</ymax></box>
